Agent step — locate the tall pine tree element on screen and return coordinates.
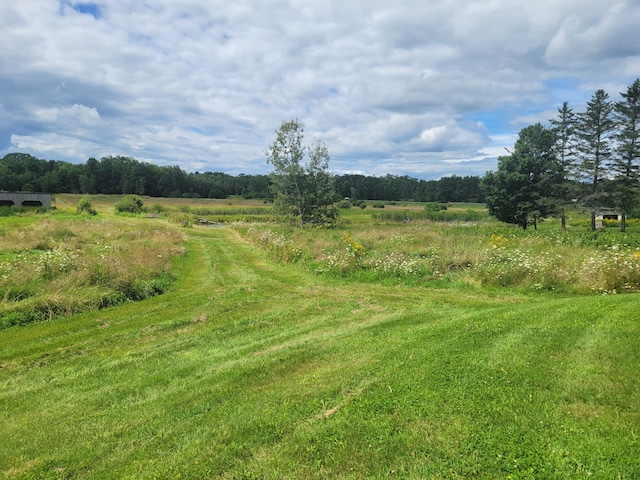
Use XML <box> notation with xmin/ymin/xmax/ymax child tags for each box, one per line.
<box><xmin>575</xmin><ymin>90</ymin><xmax>615</xmax><ymax>231</ymax></box>
<box><xmin>613</xmin><ymin>79</ymin><xmax>640</xmax><ymax>231</ymax></box>
<box><xmin>549</xmin><ymin>101</ymin><xmax>577</xmax><ymax>230</ymax></box>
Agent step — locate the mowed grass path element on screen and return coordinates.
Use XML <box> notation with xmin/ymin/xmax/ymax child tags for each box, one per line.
<box><xmin>1</xmin><ymin>225</ymin><xmax>639</xmax><ymax>478</ymax></box>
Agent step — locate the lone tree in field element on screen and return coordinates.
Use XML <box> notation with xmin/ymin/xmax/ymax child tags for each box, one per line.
<box><xmin>266</xmin><ymin>119</ymin><xmax>337</xmax><ymax>228</ymax></box>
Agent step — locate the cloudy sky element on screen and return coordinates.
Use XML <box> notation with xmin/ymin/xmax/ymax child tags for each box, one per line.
<box><xmin>1</xmin><ymin>1</ymin><xmax>639</xmax><ymax>179</ymax></box>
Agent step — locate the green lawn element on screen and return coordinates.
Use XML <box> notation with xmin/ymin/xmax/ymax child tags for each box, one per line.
<box><xmin>1</xmin><ymin>225</ymin><xmax>639</xmax><ymax>478</ymax></box>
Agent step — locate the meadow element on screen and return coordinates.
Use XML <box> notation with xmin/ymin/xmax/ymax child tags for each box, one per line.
<box><xmin>1</xmin><ymin>195</ymin><xmax>639</xmax><ymax>478</ymax></box>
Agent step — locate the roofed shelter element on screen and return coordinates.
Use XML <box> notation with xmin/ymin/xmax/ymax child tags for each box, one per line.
<box><xmin>0</xmin><ymin>192</ymin><xmax>52</xmax><ymax>209</ymax></box>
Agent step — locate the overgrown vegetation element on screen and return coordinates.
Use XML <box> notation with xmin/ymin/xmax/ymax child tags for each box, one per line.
<box><xmin>0</xmin><ymin>215</ymin><xmax>186</xmax><ymax>328</ymax></box>
<box><xmin>240</xmin><ymin>205</ymin><xmax>640</xmax><ymax>295</ymax></box>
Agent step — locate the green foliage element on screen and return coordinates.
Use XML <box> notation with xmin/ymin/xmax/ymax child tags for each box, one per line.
<box><xmin>576</xmin><ymin>90</ymin><xmax>615</xmax><ymax>193</ymax></box>
<box><xmin>371</xmin><ymin>209</ymin><xmax>485</xmax><ymax>222</ymax></box>
<box><xmin>266</xmin><ymin>119</ymin><xmax>338</xmax><ymax>228</ymax></box>
<box><xmin>248</xmin><ymin>228</ymin><xmax>303</xmax><ymax>263</ymax></box>
<box><xmin>242</xmin><ymin>209</ymin><xmax>640</xmax><ymax>295</ymax></box>
<box><xmin>150</xmin><ymin>203</ymin><xmax>165</xmax><ymax>214</ymax></box>
<box><xmin>0</xmin><ymin>206</ymin><xmax>19</xmax><ymax>217</ymax></box>
<box><xmin>424</xmin><ymin>201</ymin><xmax>447</xmax><ymax>212</ymax></box>
<box><xmin>371</xmin><ymin>202</ymin><xmax>385</xmax><ymax>208</ymax></box>
<box><xmin>612</xmin><ymin>79</ymin><xmax>640</xmax><ymax>228</ymax></box>
<box><xmin>2</xmin><ymin>152</ymin><xmax>490</xmax><ymax>203</ymax></box>
<box><xmin>335</xmin><ymin>173</ymin><xmax>486</xmax><ymax>203</ymax></box>
<box><xmin>76</xmin><ymin>196</ymin><xmax>97</xmax><ymax>215</ymax></box>
<box><xmin>114</xmin><ymin>194</ymin><xmax>144</xmax><ymax>213</ymax></box>
<box><xmin>0</xmin><ymin>217</ymin><xmax>185</xmax><ymax>328</ymax></box>
<box><xmin>323</xmin><ymin>232</ymin><xmax>366</xmax><ymax>274</ymax></box>
<box><xmin>1</xmin><ymin>225</ymin><xmax>638</xmax><ymax>478</ymax></box>
<box><xmin>483</xmin><ymin>124</ymin><xmax>558</xmax><ymax>229</ymax></box>
<box><xmin>167</xmin><ymin>213</ymin><xmax>192</xmax><ymax>227</ymax></box>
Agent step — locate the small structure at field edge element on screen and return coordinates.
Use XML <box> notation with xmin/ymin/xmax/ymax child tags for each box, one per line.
<box><xmin>595</xmin><ymin>209</ymin><xmax>620</xmax><ymax>229</ymax></box>
<box><xmin>0</xmin><ymin>192</ymin><xmax>52</xmax><ymax>209</ymax></box>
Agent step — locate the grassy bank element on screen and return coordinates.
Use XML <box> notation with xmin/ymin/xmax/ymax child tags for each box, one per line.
<box><xmin>1</xmin><ymin>224</ymin><xmax>638</xmax><ymax>478</ymax></box>
<box><xmin>0</xmin><ymin>214</ymin><xmax>186</xmax><ymax>327</ymax></box>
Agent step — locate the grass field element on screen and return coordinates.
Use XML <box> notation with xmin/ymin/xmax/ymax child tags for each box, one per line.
<box><xmin>1</xmin><ymin>198</ymin><xmax>639</xmax><ymax>478</ymax></box>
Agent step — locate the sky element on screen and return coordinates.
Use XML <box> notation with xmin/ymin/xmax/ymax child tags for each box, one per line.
<box><xmin>1</xmin><ymin>1</ymin><xmax>639</xmax><ymax>180</ymax></box>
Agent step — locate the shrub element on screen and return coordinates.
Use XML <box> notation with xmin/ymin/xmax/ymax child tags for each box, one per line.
<box><xmin>372</xmin><ymin>202</ymin><xmax>385</xmax><ymax>208</ymax></box>
<box><xmin>115</xmin><ymin>195</ymin><xmax>144</xmax><ymax>214</ymax></box>
<box><xmin>425</xmin><ymin>202</ymin><xmax>447</xmax><ymax>212</ymax></box>
<box><xmin>76</xmin><ymin>197</ymin><xmax>97</xmax><ymax>215</ymax></box>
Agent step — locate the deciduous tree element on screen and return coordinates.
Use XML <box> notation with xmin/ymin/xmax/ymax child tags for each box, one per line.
<box><xmin>266</xmin><ymin>119</ymin><xmax>337</xmax><ymax>228</ymax></box>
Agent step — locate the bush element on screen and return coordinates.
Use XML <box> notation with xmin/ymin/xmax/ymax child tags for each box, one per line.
<box><xmin>425</xmin><ymin>202</ymin><xmax>447</xmax><ymax>212</ymax></box>
<box><xmin>372</xmin><ymin>202</ymin><xmax>385</xmax><ymax>208</ymax></box>
<box><xmin>76</xmin><ymin>197</ymin><xmax>97</xmax><ymax>215</ymax></box>
<box><xmin>337</xmin><ymin>200</ymin><xmax>352</xmax><ymax>209</ymax></box>
<box><xmin>115</xmin><ymin>195</ymin><xmax>144</xmax><ymax>214</ymax></box>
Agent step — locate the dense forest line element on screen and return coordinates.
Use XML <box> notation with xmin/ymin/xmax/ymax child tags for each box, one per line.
<box><xmin>0</xmin><ymin>153</ymin><xmax>484</xmax><ymax>203</ymax></box>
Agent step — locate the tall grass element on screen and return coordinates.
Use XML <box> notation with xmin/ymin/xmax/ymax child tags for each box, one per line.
<box><xmin>0</xmin><ymin>216</ymin><xmax>187</xmax><ymax>328</ymax></box>
<box><xmin>238</xmin><ymin>217</ymin><xmax>640</xmax><ymax>294</ymax></box>
<box><xmin>371</xmin><ymin>208</ymin><xmax>486</xmax><ymax>222</ymax></box>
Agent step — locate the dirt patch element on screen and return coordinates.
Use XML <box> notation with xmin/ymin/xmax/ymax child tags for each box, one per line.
<box><xmin>253</xmin><ymin>344</ymin><xmax>285</xmax><ymax>356</ymax></box>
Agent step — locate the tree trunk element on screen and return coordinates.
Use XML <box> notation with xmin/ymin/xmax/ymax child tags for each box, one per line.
<box><xmin>621</xmin><ymin>213</ymin><xmax>626</xmax><ymax>232</ymax></box>
<box><xmin>561</xmin><ymin>210</ymin><xmax>566</xmax><ymax>232</ymax></box>
<box><xmin>591</xmin><ymin>211</ymin><xmax>596</xmax><ymax>232</ymax></box>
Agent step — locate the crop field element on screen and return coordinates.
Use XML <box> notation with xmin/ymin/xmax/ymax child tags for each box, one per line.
<box><xmin>1</xmin><ymin>196</ymin><xmax>639</xmax><ymax>478</ymax></box>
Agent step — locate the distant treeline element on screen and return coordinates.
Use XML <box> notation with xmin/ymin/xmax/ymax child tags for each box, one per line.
<box><xmin>0</xmin><ymin>153</ymin><xmax>485</xmax><ymax>203</ymax></box>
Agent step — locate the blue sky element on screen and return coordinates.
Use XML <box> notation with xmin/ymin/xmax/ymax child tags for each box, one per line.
<box><xmin>1</xmin><ymin>1</ymin><xmax>639</xmax><ymax>179</ymax></box>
